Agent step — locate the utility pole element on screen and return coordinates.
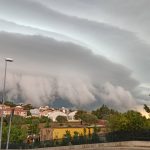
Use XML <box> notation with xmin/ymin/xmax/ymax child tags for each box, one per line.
<box><xmin>6</xmin><ymin>108</ymin><xmax>14</xmax><ymax>150</ymax></box>
<box><xmin>0</xmin><ymin>58</ymin><xmax>13</xmax><ymax>149</ymax></box>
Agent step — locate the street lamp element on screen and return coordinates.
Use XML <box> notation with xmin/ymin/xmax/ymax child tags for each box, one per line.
<box><xmin>0</xmin><ymin>58</ymin><xmax>13</xmax><ymax>149</ymax></box>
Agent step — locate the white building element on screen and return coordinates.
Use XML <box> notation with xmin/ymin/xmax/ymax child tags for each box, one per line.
<box><xmin>39</xmin><ymin>106</ymin><xmax>49</xmax><ymax>111</ymax></box>
<box><xmin>30</xmin><ymin>109</ymin><xmax>40</xmax><ymax>117</ymax></box>
<box><xmin>68</xmin><ymin>111</ymin><xmax>77</xmax><ymax>121</ymax></box>
<box><xmin>47</xmin><ymin>111</ymin><xmax>67</xmax><ymax>122</ymax></box>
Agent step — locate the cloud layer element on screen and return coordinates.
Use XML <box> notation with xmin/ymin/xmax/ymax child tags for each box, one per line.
<box><xmin>0</xmin><ymin>32</ymin><xmax>137</xmax><ymax>110</ymax></box>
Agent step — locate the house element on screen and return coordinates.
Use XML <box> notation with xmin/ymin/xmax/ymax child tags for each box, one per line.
<box><xmin>0</xmin><ymin>104</ymin><xmax>11</xmax><ymax>109</ymax></box>
<box><xmin>14</xmin><ymin>106</ymin><xmax>27</xmax><ymax>117</ymax></box>
<box><xmin>68</xmin><ymin>111</ymin><xmax>77</xmax><ymax>121</ymax></box>
<box><xmin>60</xmin><ymin>107</ymin><xmax>69</xmax><ymax>114</ymax></box>
<box><xmin>47</xmin><ymin>111</ymin><xmax>67</xmax><ymax>122</ymax></box>
<box><xmin>0</xmin><ymin>105</ymin><xmax>27</xmax><ymax>117</ymax></box>
<box><xmin>39</xmin><ymin>106</ymin><xmax>50</xmax><ymax>111</ymax></box>
<box><xmin>30</xmin><ymin>108</ymin><xmax>40</xmax><ymax>117</ymax></box>
<box><xmin>40</xmin><ymin>109</ymin><xmax>53</xmax><ymax>117</ymax></box>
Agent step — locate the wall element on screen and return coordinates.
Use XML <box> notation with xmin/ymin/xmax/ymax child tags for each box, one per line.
<box><xmin>40</xmin><ymin>128</ymin><xmax>53</xmax><ymax>141</ymax></box>
<box><xmin>8</xmin><ymin>141</ymin><xmax>150</xmax><ymax>150</ymax></box>
<box><xmin>53</xmin><ymin>127</ymin><xmax>93</xmax><ymax>139</ymax></box>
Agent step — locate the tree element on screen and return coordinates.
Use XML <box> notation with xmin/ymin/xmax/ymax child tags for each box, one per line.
<box><xmin>62</xmin><ymin>130</ymin><xmax>71</xmax><ymax>145</ymax></box>
<box><xmin>28</xmin><ymin>119</ymin><xmax>40</xmax><ymax>135</ymax></box>
<box><xmin>92</xmin><ymin>104</ymin><xmax>118</xmax><ymax>119</ymax></box>
<box><xmin>39</xmin><ymin>116</ymin><xmax>52</xmax><ymax>123</ymax></box>
<box><xmin>2</xmin><ymin>126</ymin><xmax>28</xmax><ymax>143</ymax></box>
<box><xmin>124</xmin><ymin>110</ymin><xmax>147</xmax><ymax>131</ymax></box>
<box><xmin>4</xmin><ymin>101</ymin><xmax>16</xmax><ymax>107</ymax></box>
<box><xmin>144</xmin><ymin>104</ymin><xmax>150</xmax><ymax>113</ymax></box>
<box><xmin>56</xmin><ymin>116</ymin><xmax>67</xmax><ymax>125</ymax></box>
<box><xmin>74</xmin><ymin>110</ymin><xmax>98</xmax><ymax>125</ymax></box>
<box><xmin>25</xmin><ymin>117</ymin><xmax>32</xmax><ymax>124</ymax></box>
<box><xmin>27</xmin><ymin>110</ymin><xmax>31</xmax><ymax>116</ymax></box>
<box><xmin>74</xmin><ymin>110</ymin><xmax>87</xmax><ymax>120</ymax></box>
<box><xmin>80</xmin><ymin>113</ymin><xmax>98</xmax><ymax>125</ymax></box>
<box><xmin>92</xmin><ymin>126</ymin><xmax>99</xmax><ymax>142</ymax></box>
<box><xmin>44</xmin><ymin>120</ymin><xmax>51</xmax><ymax>128</ymax></box>
<box><xmin>108</xmin><ymin>113</ymin><xmax>128</xmax><ymax>131</ymax></box>
<box><xmin>108</xmin><ymin>110</ymin><xmax>149</xmax><ymax>132</ymax></box>
<box><xmin>72</xmin><ymin>131</ymin><xmax>79</xmax><ymax>144</ymax></box>
<box><xmin>73</xmin><ymin>131</ymin><xmax>79</xmax><ymax>138</ymax></box>
<box><xmin>23</xmin><ymin>104</ymin><xmax>34</xmax><ymax>110</ymax></box>
<box><xmin>12</xmin><ymin>115</ymin><xmax>25</xmax><ymax>126</ymax></box>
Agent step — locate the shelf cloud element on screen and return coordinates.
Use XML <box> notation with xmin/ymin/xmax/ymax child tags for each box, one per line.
<box><xmin>0</xmin><ymin>0</ymin><xmax>149</xmax><ymax>110</ymax></box>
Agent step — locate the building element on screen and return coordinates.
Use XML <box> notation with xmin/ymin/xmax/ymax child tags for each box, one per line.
<box><xmin>53</xmin><ymin>127</ymin><xmax>93</xmax><ymax>139</ymax></box>
<box><xmin>30</xmin><ymin>108</ymin><xmax>40</xmax><ymax>117</ymax></box>
<box><xmin>47</xmin><ymin>111</ymin><xmax>67</xmax><ymax>122</ymax></box>
<box><xmin>0</xmin><ymin>105</ymin><xmax>27</xmax><ymax>117</ymax></box>
<box><xmin>14</xmin><ymin>106</ymin><xmax>27</xmax><ymax>117</ymax></box>
<box><xmin>68</xmin><ymin>111</ymin><xmax>77</xmax><ymax>121</ymax></box>
<box><xmin>40</xmin><ymin>109</ymin><xmax>53</xmax><ymax>117</ymax></box>
<box><xmin>0</xmin><ymin>104</ymin><xmax>11</xmax><ymax>109</ymax></box>
<box><xmin>60</xmin><ymin>107</ymin><xmax>69</xmax><ymax>114</ymax></box>
<box><xmin>40</xmin><ymin>127</ymin><xmax>94</xmax><ymax>141</ymax></box>
<box><xmin>39</xmin><ymin>106</ymin><xmax>50</xmax><ymax>111</ymax></box>
<box><xmin>97</xmin><ymin>119</ymin><xmax>108</xmax><ymax>134</ymax></box>
<box><xmin>40</xmin><ymin>128</ymin><xmax>53</xmax><ymax>141</ymax></box>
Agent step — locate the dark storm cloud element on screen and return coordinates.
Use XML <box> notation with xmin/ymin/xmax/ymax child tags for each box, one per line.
<box><xmin>0</xmin><ymin>32</ymin><xmax>138</xmax><ymax>109</ymax></box>
<box><xmin>0</xmin><ymin>0</ymin><xmax>149</xmax><ymax>109</ymax></box>
<box><xmin>1</xmin><ymin>0</ymin><xmax>150</xmax><ymax>84</ymax></box>
<box><xmin>34</xmin><ymin>0</ymin><xmax>150</xmax><ymax>83</ymax></box>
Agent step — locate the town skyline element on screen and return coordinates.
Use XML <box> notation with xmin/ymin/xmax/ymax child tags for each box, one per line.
<box><xmin>0</xmin><ymin>0</ymin><xmax>150</xmax><ymax>112</ymax></box>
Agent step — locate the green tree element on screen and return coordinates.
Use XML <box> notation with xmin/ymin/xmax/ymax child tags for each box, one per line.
<box><xmin>27</xmin><ymin>110</ymin><xmax>31</xmax><ymax>116</ymax></box>
<box><xmin>28</xmin><ymin>119</ymin><xmax>40</xmax><ymax>135</ymax></box>
<box><xmin>4</xmin><ymin>101</ymin><xmax>16</xmax><ymax>107</ymax></box>
<box><xmin>92</xmin><ymin>126</ymin><xmax>99</xmax><ymax>142</ymax></box>
<box><xmin>23</xmin><ymin>104</ymin><xmax>34</xmax><ymax>110</ymax></box>
<box><xmin>124</xmin><ymin>110</ymin><xmax>147</xmax><ymax>131</ymax></box>
<box><xmin>108</xmin><ymin>113</ymin><xmax>128</xmax><ymax>131</ymax></box>
<box><xmin>92</xmin><ymin>104</ymin><xmax>118</xmax><ymax>119</ymax></box>
<box><xmin>80</xmin><ymin>113</ymin><xmax>98</xmax><ymax>125</ymax></box>
<box><xmin>83</xmin><ymin>128</ymin><xmax>86</xmax><ymax>137</ymax></box>
<box><xmin>73</xmin><ymin>131</ymin><xmax>79</xmax><ymax>144</ymax></box>
<box><xmin>56</xmin><ymin>116</ymin><xmax>67</xmax><ymax>125</ymax></box>
<box><xmin>25</xmin><ymin>117</ymin><xmax>32</xmax><ymax>124</ymax></box>
<box><xmin>75</xmin><ymin>110</ymin><xmax>98</xmax><ymax>125</ymax></box>
<box><xmin>108</xmin><ymin>110</ymin><xmax>149</xmax><ymax>132</ymax></box>
<box><xmin>39</xmin><ymin>116</ymin><xmax>52</xmax><ymax>123</ymax></box>
<box><xmin>74</xmin><ymin>110</ymin><xmax>87</xmax><ymax>120</ymax></box>
<box><xmin>62</xmin><ymin>130</ymin><xmax>71</xmax><ymax>145</ymax></box>
<box><xmin>44</xmin><ymin>120</ymin><xmax>51</xmax><ymax>128</ymax></box>
<box><xmin>12</xmin><ymin>115</ymin><xmax>25</xmax><ymax>125</ymax></box>
<box><xmin>2</xmin><ymin>126</ymin><xmax>28</xmax><ymax>143</ymax></box>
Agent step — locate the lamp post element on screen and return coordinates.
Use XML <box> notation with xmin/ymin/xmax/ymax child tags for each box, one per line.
<box><xmin>0</xmin><ymin>58</ymin><xmax>13</xmax><ymax>149</ymax></box>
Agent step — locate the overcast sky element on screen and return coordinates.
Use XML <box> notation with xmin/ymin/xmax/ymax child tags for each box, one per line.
<box><xmin>0</xmin><ymin>0</ymin><xmax>150</xmax><ymax>111</ymax></box>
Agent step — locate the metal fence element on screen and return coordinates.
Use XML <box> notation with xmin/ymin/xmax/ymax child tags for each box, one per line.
<box><xmin>106</xmin><ymin>130</ymin><xmax>150</xmax><ymax>142</ymax></box>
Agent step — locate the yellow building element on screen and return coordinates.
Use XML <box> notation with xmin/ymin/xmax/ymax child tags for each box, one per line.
<box><xmin>40</xmin><ymin>127</ymin><xmax>94</xmax><ymax>141</ymax></box>
<box><xmin>53</xmin><ymin>127</ymin><xmax>93</xmax><ymax>139</ymax></box>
